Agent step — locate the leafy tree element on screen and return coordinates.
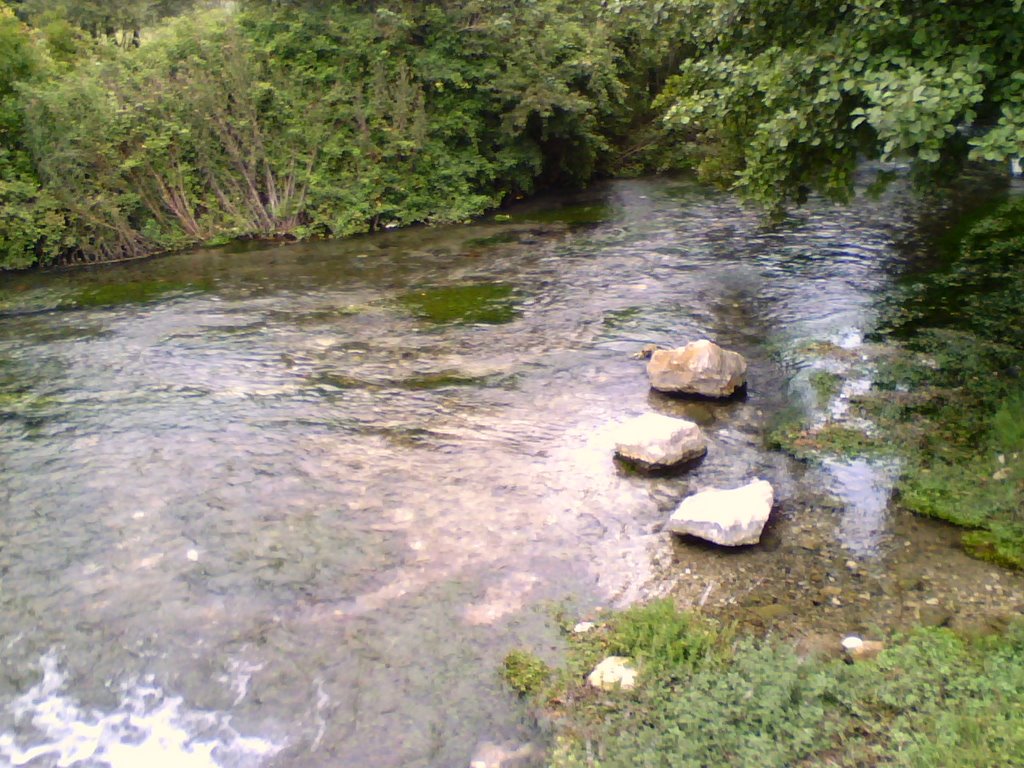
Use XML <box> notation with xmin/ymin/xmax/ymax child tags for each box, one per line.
<box><xmin>658</xmin><ymin>0</ymin><xmax>1024</xmax><ymax>210</ymax></box>
<box><xmin>18</xmin><ymin>0</ymin><xmax>202</xmax><ymax>44</ymax></box>
<box><xmin>1</xmin><ymin>0</ymin><xmax>692</xmax><ymax>268</ymax></box>
<box><xmin>0</xmin><ymin>4</ymin><xmax>66</xmax><ymax>269</ymax></box>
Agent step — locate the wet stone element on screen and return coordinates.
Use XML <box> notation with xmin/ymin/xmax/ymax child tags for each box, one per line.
<box><xmin>842</xmin><ymin>636</ymin><xmax>885</xmax><ymax>662</ymax></box>
<box><xmin>647</xmin><ymin>340</ymin><xmax>748</xmax><ymax>398</ymax></box>
<box><xmin>918</xmin><ymin>604</ymin><xmax>955</xmax><ymax>627</ymax></box>
<box><xmin>613</xmin><ymin>413</ymin><xmax>707</xmax><ymax>470</ymax></box>
<box><xmin>666</xmin><ymin>479</ymin><xmax>774</xmax><ymax>547</ymax></box>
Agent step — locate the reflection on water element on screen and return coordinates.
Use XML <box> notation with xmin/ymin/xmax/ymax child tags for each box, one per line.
<box><xmin>824</xmin><ymin>459</ymin><xmax>900</xmax><ymax>556</ymax></box>
<box><xmin>0</xmin><ymin>176</ymin><xmax>943</xmax><ymax>766</ymax></box>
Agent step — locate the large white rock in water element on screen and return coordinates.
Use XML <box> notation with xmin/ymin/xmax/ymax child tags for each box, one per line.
<box><xmin>666</xmin><ymin>479</ymin><xmax>774</xmax><ymax>546</ymax></box>
<box><xmin>647</xmin><ymin>339</ymin><xmax>747</xmax><ymax>398</ymax></box>
<box><xmin>587</xmin><ymin>656</ymin><xmax>638</xmax><ymax>691</ymax></box>
<box><xmin>613</xmin><ymin>413</ymin><xmax>707</xmax><ymax>469</ymax></box>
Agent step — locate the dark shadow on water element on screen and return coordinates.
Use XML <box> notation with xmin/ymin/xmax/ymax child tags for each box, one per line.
<box><xmin>646</xmin><ymin>387</ymin><xmax>752</xmax><ymax>428</ymax></box>
<box><xmin>613</xmin><ymin>452</ymin><xmax>707</xmax><ymax>479</ymax></box>
<box><xmin>651</xmin><ymin>382</ymin><xmax>749</xmax><ymax>404</ymax></box>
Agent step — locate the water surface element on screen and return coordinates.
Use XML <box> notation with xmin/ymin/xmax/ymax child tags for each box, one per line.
<box><xmin>1</xmin><ymin>176</ymin><xmax>1012</xmax><ymax>767</ymax></box>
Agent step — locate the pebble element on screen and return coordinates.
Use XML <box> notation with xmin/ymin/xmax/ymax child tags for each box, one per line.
<box><xmin>842</xmin><ymin>635</ymin><xmax>885</xmax><ymax>662</ymax></box>
<box><xmin>573</xmin><ymin>622</ymin><xmax>595</xmax><ymax>634</ymax></box>
<box><xmin>918</xmin><ymin>605</ymin><xmax>954</xmax><ymax>627</ymax></box>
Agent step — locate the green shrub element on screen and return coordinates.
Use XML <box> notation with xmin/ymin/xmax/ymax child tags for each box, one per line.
<box><xmin>605</xmin><ymin>599</ymin><xmax>717</xmax><ymax>678</ymax></box>
<box><xmin>501</xmin><ymin>649</ymin><xmax>551</xmax><ymax>697</ymax></box>
<box><xmin>549</xmin><ymin>619</ymin><xmax>1024</xmax><ymax>768</ymax></box>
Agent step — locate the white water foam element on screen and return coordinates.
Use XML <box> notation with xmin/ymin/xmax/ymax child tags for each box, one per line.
<box><xmin>0</xmin><ymin>651</ymin><xmax>282</xmax><ymax>768</ymax></box>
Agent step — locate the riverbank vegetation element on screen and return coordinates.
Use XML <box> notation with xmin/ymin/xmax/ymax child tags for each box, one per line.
<box><xmin>768</xmin><ymin>195</ymin><xmax>1024</xmax><ymax>567</ymax></box>
<box><xmin>0</xmin><ymin>0</ymin><xmax>692</xmax><ymax>269</ymax></box>
<box><xmin>507</xmin><ymin>600</ymin><xmax>1024</xmax><ymax>767</ymax></box>
<box><xmin>2</xmin><ymin>0</ymin><xmax>1022</xmax><ymax>269</ymax></box>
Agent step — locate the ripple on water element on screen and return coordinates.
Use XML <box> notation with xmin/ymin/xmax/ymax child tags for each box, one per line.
<box><xmin>0</xmin><ymin>175</ymin><xmax>967</xmax><ymax>766</ymax></box>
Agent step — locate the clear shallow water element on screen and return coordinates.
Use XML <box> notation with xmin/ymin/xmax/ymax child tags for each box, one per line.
<box><xmin>0</xmin><ymin>176</ymin><xmax>958</xmax><ymax>766</ymax></box>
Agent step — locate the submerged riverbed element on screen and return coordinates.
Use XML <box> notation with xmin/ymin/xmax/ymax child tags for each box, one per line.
<box><xmin>2</xmin><ymin>176</ymin><xmax>1022</xmax><ymax>767</ymax></box>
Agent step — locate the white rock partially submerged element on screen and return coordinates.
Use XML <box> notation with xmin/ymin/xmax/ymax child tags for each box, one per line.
<box><xmin>647</xmin><ymin>339</ymin><xmax>747</xmax><ymax>398</ymax></box>
<box><xmin>666</xmin><ymin>479</ymin><xmax>774</xmax><ymax>546</ymax></box>
<box><xmin>613</xmin><ymin>413</ymin><xmax>707</xmax><ymax>469</ymax></box>
<box><xmin>587</xmin><ymin>656</ymin><xmax>638</xmax><ymax>691</ymax></box>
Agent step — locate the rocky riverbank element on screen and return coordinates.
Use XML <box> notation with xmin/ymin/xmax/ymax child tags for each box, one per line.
<box><xmin>495</xmin><ymin>195</ymin><xmax>1024</xmax><ymax>768</ymax></box>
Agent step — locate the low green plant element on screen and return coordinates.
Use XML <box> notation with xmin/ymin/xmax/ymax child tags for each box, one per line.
<box><xmin>501</xmin><ymin>649</ymin><xmax>551</xmax><ymax>697</ymax></box>
<box><xmin>808</xmin><ymin>369</ymin><xmax>842</xmax><ymax>403</ymax></box>
<box><xmin>545</xmin><ymin>610</ymin><xmax>1024</xmax><ymax>768</ymax></box>
<box><xmin>604</xmin><ymin>598</ymin><xmax>717</xmax><ymax>678</ymax></box>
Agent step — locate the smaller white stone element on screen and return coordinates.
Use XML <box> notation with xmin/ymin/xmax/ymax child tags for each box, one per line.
<box><xmin>573</xmin><ymin>622</ymin><xmax>596</xmax><ymax>634</ymax></box>
<box><xmin>587</xmin><ymin>656</ymin><xmax>638</xmax><ymax>691</ymax></box>
<box><xmin>613</xmin><ymin>413</ymin><xmax>707</xmax><ymax>469</ymax></box>
<box><xmin>841</xmin><ymin>636</ymin><xmax>863</xmax><ymax>651</ymax></box>
<box><xmin>186</xmin><ymin>549</ymin><xmax>199</xmax><ymax>562</ymax></box>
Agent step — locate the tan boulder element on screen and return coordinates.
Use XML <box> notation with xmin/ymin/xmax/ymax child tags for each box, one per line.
<box><xmin>647</xmin><ymin>339</ymin><xmax>747</xmax><ymax>398</ymax></box>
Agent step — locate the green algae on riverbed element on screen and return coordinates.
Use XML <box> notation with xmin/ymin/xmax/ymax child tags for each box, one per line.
<box><xmin>399</xmin><ymin>282</ymin><xmax>519</xmax><ymax>325</ymax></box>
<box><xmin>512</xmin><ymin>201</ymin><xmax>613</xmax><ymax>227</ymax></box>
<box><xmin>0</xmin><ymin>278</ymin><xmax>212</xmax><ymax>314</ymax></box>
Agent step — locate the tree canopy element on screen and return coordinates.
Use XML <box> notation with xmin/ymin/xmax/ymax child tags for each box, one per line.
<box><xmin>659</xmin><ymin>0</ymin><xmax>1024</xmax><ymax>209</ymax></box>
<box><xmin>0</xmin><ymin>0</ymin><xmax>1021</xmax><ymax>269</ymax></box>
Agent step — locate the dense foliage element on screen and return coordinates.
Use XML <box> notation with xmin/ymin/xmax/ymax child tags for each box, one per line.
<box><xmin>1</xmin><ymin>0</ymin><xmax>1021</xmax><ymax>268</ymax></box>
<box><xmin>659</xmin><ymin>0</ymin><xmax>1024</xmax><ymax>209</ymax></box>
<box><xmin>0</xmin><ymin>0</ymin><xmax>689</xmax><ymax>269</ymax></box>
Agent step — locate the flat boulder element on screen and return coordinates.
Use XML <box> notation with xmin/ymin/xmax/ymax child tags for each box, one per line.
<box><xmin>613</xmin><ymin>413</ymin><xmax>707</xmax><ymax>469</ymax></box>
<box><xmin>666</xmin><ymin>479</ymin><xmax>774</xmax><ymax>546</ymax></box>
<box><xmin>647</xmin><ymin>339</ymin><xmax>747</xmax><ymax>398</ymax></box>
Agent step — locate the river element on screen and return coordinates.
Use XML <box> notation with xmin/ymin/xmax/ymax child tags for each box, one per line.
<box><xmin>1</xmin><ymin>175</ymin><xmax>1021</xmax><ymax>767</ymax></box>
